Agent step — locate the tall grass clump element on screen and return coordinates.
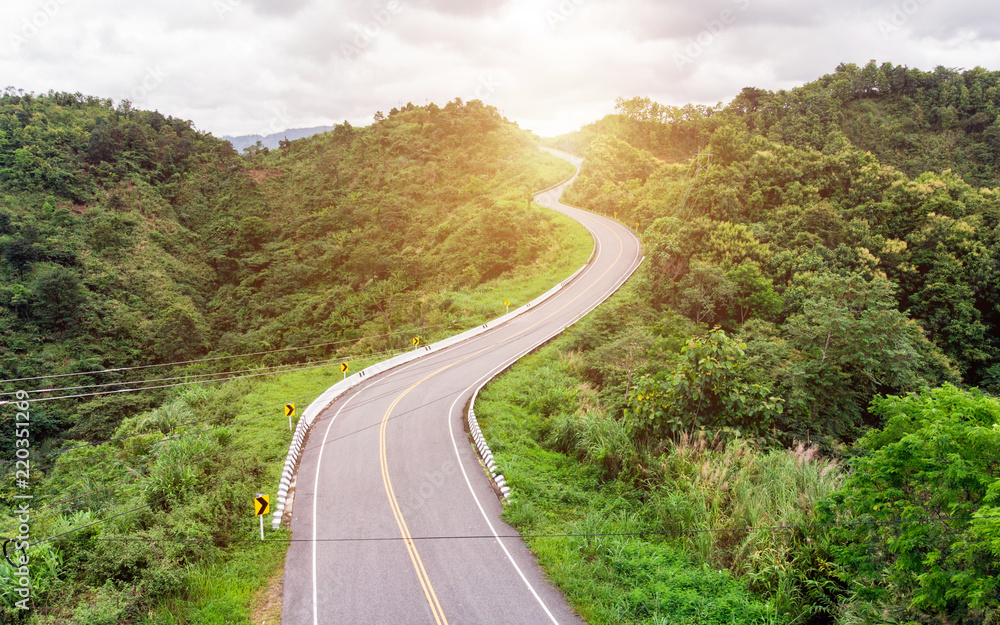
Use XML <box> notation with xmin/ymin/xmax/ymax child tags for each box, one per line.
<box><xmin>476</xmin><ymin>333</ymin><xmax>848</xmax><ymax>624</ymax></box>
<box><xmin>651</xmin><ymin>433</ymin><xmax>843</xmax><ymax>619</ymax></box>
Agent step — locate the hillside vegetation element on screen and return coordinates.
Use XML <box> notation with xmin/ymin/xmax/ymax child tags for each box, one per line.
<box><xmin>0</xmin><ymin>90</ymin><xmax>575</xmax><ymax>449</ymax></box>
<box><xmin>552</xmin><ymin>61</ymin><xmax>1000</xmax><ymax>188</ymax></box>
<box><xmin>486</xmin><ymin>62</ymin><xmax>1000</xmax><ymax>624</ymax></box>
<box><xmin>0</xmin><ymin>91</ymin><xmax>589</xmax><ymax>622</ymax></box>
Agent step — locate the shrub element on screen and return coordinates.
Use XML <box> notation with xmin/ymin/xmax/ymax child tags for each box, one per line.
<box><xmin>822</xmin><ymin>385</ymin><xmax>1000</xmax><ymax>623</ymax></box>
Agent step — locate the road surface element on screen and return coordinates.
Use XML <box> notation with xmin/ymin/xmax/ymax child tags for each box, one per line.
<box><xmin>282</xmin><ymin>149</ymin><xmax>643</xmax><ymax>624</ymax></box>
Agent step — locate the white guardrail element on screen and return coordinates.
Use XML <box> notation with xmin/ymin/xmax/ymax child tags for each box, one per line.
<box><xmin>465</xmin><ymin>249</ymin><xmax>645</xmax><ymax>504</ymax></box>
<box><xmin>271</xmin><ymin>243</ymin><xmax>596</xmax><ymax>529</ymax></box>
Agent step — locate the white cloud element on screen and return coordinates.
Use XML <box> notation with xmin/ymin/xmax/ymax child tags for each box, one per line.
<box><xmin>1</xmin><ymin>0</ymin><xmax>999</xmax><ymax>137</ymax></box>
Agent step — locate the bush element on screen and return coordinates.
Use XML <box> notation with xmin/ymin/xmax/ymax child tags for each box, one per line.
<box><xmin>627</xmin><ymin>328</ymin><xmax>783</xmax><ymax>443</ymax></box>
<box><xmin>653</xmin><ymin>434</ymin><xmax>843</xmax><ymax>619</ymax></box>
<box><xmin>822</xmin><ymin>385</ymin><xmax>1000</xmax><ymax>623</ymax></box>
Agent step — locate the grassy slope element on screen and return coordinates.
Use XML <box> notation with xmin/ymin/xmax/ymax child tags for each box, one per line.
<box><xmin>476</xmin><ymin>335</ymin><xmax>778</xmax><ymax>625</ymax></box>
<box><xmin>142</xmin><ymin>157</ymin><xmax>592</xmax><ymax>624</ymax></box>
<box><xmin>0</xmin><ymin>124</ymin><xmax>590</xmax><ymax>622</ymax></box>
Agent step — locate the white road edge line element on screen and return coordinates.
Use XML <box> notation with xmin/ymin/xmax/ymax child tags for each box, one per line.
<box><xmin>311</xmin><ymin>387</ymin><xmax>365</xmax><ymax>625</ymax></box>
<box><xmin>274</xmin><ymin>162</ymin><xmax>589</xmax><ymax>531</ymax></box>
<box><xmin>306</xmin><ymin>157</ymin><xmax>639</xmax><ymax>623</ymax></box>
<box><xmin>310</xmin><ymin>351</ymin><xmax>466</xmax><ymax>623</ymax></box>
<box><xmin>446</xmin><ymin>386</ymin><xmax>560</xmax><ymax>625</ymax></box>
<box><xmin>445</xmin><ymin>216</ymin><xmax>643</xmax><ymax>625</ymax></box>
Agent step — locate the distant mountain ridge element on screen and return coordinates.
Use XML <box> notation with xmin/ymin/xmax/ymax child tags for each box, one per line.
<box><xmin>221</xmin><ymin>125</ymin><xmax>335</xmax><ymax>151</ymax></box>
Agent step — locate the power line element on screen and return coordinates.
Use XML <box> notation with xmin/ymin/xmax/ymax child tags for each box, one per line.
<box><xmin>1</xmin><ymin>384</ymin><xmax>329</xmax><ymax>468</ymax></box>
<box><xmin>2</xmin><ymin>346</ymin><xmax>486</xmax><ymax>521</ymax></box>
<box><xmin>2</xmin><ymin>369</ymin><xmax>459</xmax><ymax>533</ymax></box>
<box><xmin>0</xmin><ymin>347</ymin><xmax>409</xmax><ymax>407</ymax></box>
<box><xmin>24</xmin><ymin>513</ymin><xmax>1000</xmax><ymax>548</ymax></box>
<box><xmin>0</xmin><ymin>384</ymin><xmax>342</xmax><ymax>534</ymax></box>
<box><xmin>20</xmin><ymin>378</ymin><xmax>1000</xmax><ymax>550</ymax></box>
<box><xmin>4</xmin><ymin>354</ymin><xmax>524</xmax><ymax>538</ymax></box>
<box><xmin>0</xmin><ymin>348</ymin><xmax>400</xmax><ymax>397</ymax></box>
<box><xmin>32</xmin><ymin>347</ymin><xmax>477</xmax><ymax>476</ymax></box>
<box><xmin>0</xmin><ymin>320</ymin><xmax>465</xmax><ymax>385</ymax></box>
<box><xmin>2</xmin><ymin>342</ymin><xmax>459</xmax><ymax>469</ymax></box>
<box><xmin>0</xmin><ymin>344</ymin><xmax>408</xmax><ymax>402</ymax></box>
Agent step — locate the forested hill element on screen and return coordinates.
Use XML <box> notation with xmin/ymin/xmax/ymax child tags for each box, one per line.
<box><xmin>0</xmin><ymin>91</ymin><xmax>574</xmax><ymax>451</ymax></box>
<box><xmin>731</xmin><ymin>61</ymin><xmax>1000</xmax><ymax>188</ymax></box>
<box><xmin>506</xmin><ymin>63</ymin><xmax>1000</xmax><ymax>623</ymax></box>
<box><xmin>555</xmin><ymin>61</ymin><xmax>1000</xmax><ymax>188</ymax></box>
<box><xmin>559</xmin><ymin>72</ymin><xmax>1000</xmax><ymax>438</ymax></box>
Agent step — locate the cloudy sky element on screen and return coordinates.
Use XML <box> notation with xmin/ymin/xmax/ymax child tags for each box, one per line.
<box><xmin>2</xmin><ymin>0</ymin><xmax>999</xmax><ymax>138</ymax></box>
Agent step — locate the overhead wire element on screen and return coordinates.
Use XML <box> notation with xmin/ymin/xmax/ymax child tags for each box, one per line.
<box><xmin>0</xmin><ymin>381</ymin><xmax>352</xmax><ymax>535</ymax></box>
<box><xmin>2</xmin><ymin>354</ymin><xmax>511</xmax><ymax>539</ymax></box>
<box><xmin>23</xmin><ymin>509</ymin><xmax>1000</xmax><ymax>548</ymax></box>
<box><xmin>1</xmin><ymin>345</ymin><xmax>492</xmax><ymax>526</ymax></box>
<box><xmin>3</xmin><ymin>328</ymin><xmax>495</xmax><ymax>468</ymax></box>
<box><xmin>2</xmin><ymin>385</ymin><xmax>327</xmax><ymax>470</ymax></box>
<box><xmin>0</xmin><ymin>346</ymin><xmax>409</xmax><ymax>397</ymax></box>
<box><xmin>0</xmin><ymin>346</ymin><xmax>413</xmax><ymax>406</ymax></box>
<box><xmin>0</xmin><ymin>319</ymin><xmax>467</xmax><ymax>385</ymax></box>
<box><xmin>0</xmin><ymin>342</ymin><xmax>413</xmax><ymax>407</ymax></box>
<box><xmin>6</xmin><ymin>349</ymin><xmax>471</xmax><ymax>482</ymax></box>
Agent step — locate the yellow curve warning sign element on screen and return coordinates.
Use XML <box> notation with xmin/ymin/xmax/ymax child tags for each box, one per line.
<box><xmin>254</xmin><ymin>494</ymin><xmax>269</xmax><ymax>516</ymax></box>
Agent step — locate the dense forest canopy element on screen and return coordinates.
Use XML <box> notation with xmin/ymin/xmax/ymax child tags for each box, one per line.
<box><xmin>516</xmin><ymin>60</ymin><xmax>1000</xmax><ymax>624</ymax></box>
<box><xmin>555</xmin><ymin>61</ymin><xmax>1000</xmax><ymax>186</ymax></box>
<box><xmin>559</xmin><ymin>61</ymin><xmax>1000</xmax><ymax>442</ymax></box>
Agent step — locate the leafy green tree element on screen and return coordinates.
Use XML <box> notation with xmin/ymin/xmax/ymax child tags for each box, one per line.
<box><xmin>674</xmin><ymin>261</ymin><xmax>734</xmax><ymax>325</ymax></box>
<box><xmin>627</xmin><ymin>328</ymin><xmax>783</xmax><ymax>442</ymax></box>
<box><xmin>822</xmin><ymin>385</ymin><xmax>1000</xmax><ymax>623</ymax></box>
<box><xmin>3</xmin><ymin>239</ymin><xmax>37</xmax><ymax>277</ymax></box>
<box><xmin>777</xmin><ymin>270</ymin><xmax>954</xmax><ymax>439</ymax></box>
<box><xmin>905</xmin><ymin>209</ymin><xmax>997</xmax><ymax>383</ymax></box>
<box><xmin>150</xmin><ymin>301</ymin><xmax>208</xmax><ymax>363</ymax></box>
<box><xmin>31</xmin><ymin>264</ymin><xmax>85</xmax><ymax>332</ymax></box>
<box><xmin>86</xmin><ymin>118</ymin><xmax>116</xmax><ymax>164</ymax></box>
<box><xmin>726</xmin><ymin>261</ymin><xmax>782</xmax><ymax>323</ymax></box>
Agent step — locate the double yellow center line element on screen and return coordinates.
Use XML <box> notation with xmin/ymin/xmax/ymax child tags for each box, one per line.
<box><xmin>379</xmin><ymin>362</ymin><xmax>461</xmax><ymax>625</ymax></box>
<box><xmin>375</xmin><ymin>221</ymin><xmax>632</xmax><ymax>624</ymax></box>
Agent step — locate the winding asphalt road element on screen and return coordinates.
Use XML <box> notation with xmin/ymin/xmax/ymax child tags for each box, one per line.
<box><xmin>282</xmin><ymin>149</ymin><xmax>643</xmax><ymax>624</ymax></box>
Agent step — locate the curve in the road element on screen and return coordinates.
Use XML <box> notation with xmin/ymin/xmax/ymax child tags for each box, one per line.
<box><xmin>282</xmin><ymin>148</ymin><xmax>643</xmax><ymax>624</ymax></box>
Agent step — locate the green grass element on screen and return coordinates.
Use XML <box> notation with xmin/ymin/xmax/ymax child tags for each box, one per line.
<box><xmin>439</xmin><ymin>202</ymin><xmax>593</xmax><ymax>327</ymax></box>
<box><xmin>153</xmin><ymin>540</ymin><xmax>286</xmax><ymax>625</ymax></box>
<box><xmin>137</xmin><ymin>157</ymin><xmax>593</xmax><ymax>624</ymax></box>
<box><xmin>476</xmin><ymin>341</ymin><xmax>779</xmax><ymax>625</ymax></box>
<box><xmin>139</xmin><ymin>358</ymin><xmax>388</xmax><ymax>624</ymax></box>
<box><xmin>473</xmin><ymin>312</ymin><xmax>849</xmax><ymax>623</ymax></box>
